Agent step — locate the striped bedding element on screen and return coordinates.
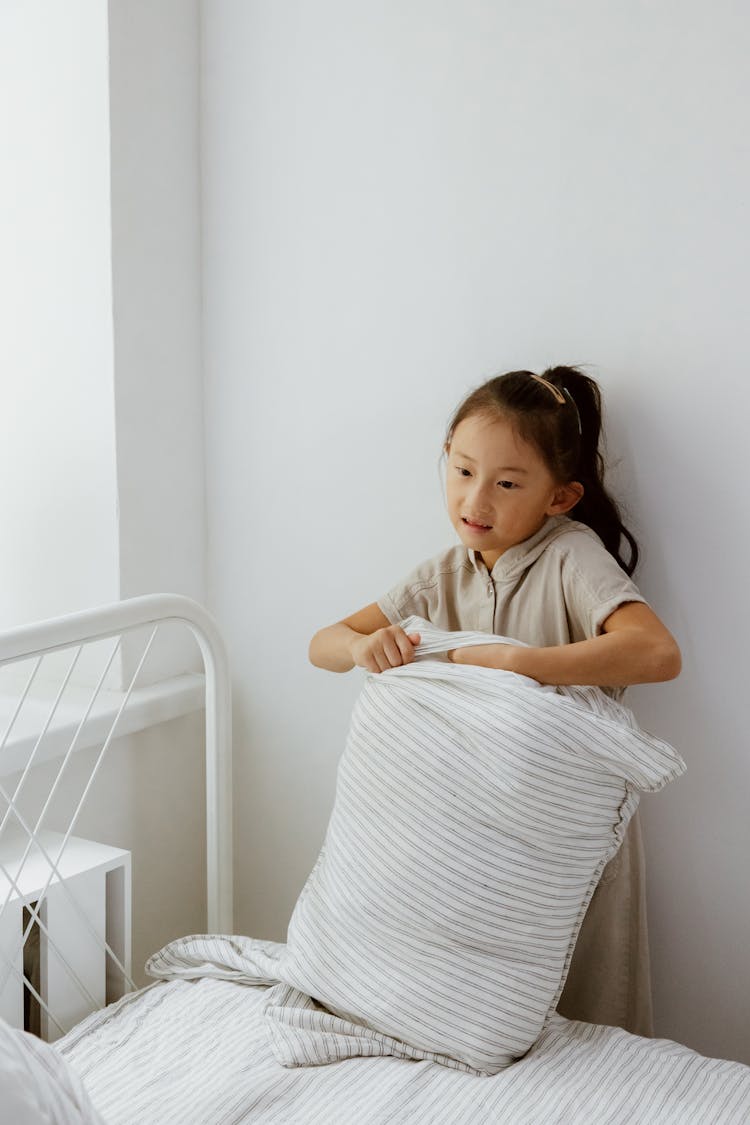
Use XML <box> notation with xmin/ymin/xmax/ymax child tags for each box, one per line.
<box><xmin>0</xmin><ymin>1016</ymin><xmax>106</xmax><ymax>1125</ymax></box>
<box><xmin>55</xmin><ymin>944</ymin><xmax>750</xmax><ymax>1125</ymax></box>
<box><xmin>261</xmin><ymin>618</ymin><xmax>686</xmax><ymax>1075</ymax></box>
<box><xmin>52</xmin><ymin>623</ymin><xmax>750</xmax><ymax>1121</ymax></box>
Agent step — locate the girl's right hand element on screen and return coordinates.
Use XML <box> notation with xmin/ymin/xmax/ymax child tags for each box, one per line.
<box><xmin>350</xmin><ymin>626</ymin><xmax>422</xmax><ymax>674</ymax></box>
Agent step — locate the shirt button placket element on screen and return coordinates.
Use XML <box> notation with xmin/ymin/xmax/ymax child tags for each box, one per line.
<box><xmin>485</xmin><ymin>579</ymin><xmax>495</xmax><ymax>630</ymax></box>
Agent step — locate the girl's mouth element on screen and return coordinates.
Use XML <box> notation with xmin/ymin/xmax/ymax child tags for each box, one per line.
<box><xmin>462</xmin><ymin>517</ymin><xmax>493</xmax><ymax>532</ymax></box>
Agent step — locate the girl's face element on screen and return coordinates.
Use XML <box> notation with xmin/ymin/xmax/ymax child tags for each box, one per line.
<box><xmin>444</xmin><ymin>412</ymin><xmax>583</xmax><ymax>571</ymax></box>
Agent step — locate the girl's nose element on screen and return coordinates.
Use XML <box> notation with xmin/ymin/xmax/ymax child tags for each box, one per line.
<box><xmin>468</xmin><ymin>479</ymin><xmax>493</xmax><ymax>503</ymax></box>
<box><xmin>465</xmin><ymin>480</ymin><xmax>495</xmax><ymax>513</ymax></box>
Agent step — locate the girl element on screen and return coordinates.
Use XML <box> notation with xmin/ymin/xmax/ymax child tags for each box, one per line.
<box><xmin>309</xmin><ymin>365</ymin><xmax>681</xmax><ymax>1037</ymax></box>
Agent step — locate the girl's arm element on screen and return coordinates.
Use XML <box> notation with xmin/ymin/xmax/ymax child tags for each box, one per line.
<box><xmin>309</xmin><ymin>603</ymin><xmax>421</xmax><ymax>673</ymax></box>
<box><xmin>449</xmin><ymin>602</ymin><xmax>681</xmax><ymax>687</ymax></box>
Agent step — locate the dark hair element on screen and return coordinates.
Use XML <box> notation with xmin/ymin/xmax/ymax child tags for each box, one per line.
<box><xmin>444</xmin><ymin>365</ymin><xmax>640</xmax><ymax>575</ymax></box>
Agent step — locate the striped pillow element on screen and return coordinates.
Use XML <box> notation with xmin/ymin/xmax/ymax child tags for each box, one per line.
<box><xmin>275</xmin><ymin>618</ymin><xmax>685</xmax><ymax>1075</ymax></box>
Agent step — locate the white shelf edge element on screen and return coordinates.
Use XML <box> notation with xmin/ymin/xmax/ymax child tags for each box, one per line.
<box><xmin>0</xmin><ymin>673</ymin><xmax>206</xmax><ymax>778</ymax></box>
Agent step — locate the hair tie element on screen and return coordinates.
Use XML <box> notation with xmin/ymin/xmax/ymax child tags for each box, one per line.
<box><xmin>561</xmin><ymin>386</ymin><xmax>583</xmax><ymax>435</ymax></box>
<box><xmin>528</xmin><ymin>373</ymin><xmax>582</xmax><ymax>436</ymax></box>
<box><xmin>529</xmin><ymin>373</ymin><xmax>565</xmax><ymax>403</ymax></box>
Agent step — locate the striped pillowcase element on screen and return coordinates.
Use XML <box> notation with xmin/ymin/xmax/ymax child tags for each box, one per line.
<box><xmin>277</xmin><ymin>618</ymin><xmax>686</xmax><ymax>1075</ymax></box>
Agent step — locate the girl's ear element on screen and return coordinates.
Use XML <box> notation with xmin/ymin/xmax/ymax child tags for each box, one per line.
<box><xmin>547</xmin><ymin>481</ymin><xmax>584</xmax><ymax>516</ymax></box>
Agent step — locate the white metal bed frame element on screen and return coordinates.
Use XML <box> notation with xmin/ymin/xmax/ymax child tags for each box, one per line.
<box><xmin>0</xmin><ymin>594</ymin><xmax>232</xmax><ymax>1040</ymax></box>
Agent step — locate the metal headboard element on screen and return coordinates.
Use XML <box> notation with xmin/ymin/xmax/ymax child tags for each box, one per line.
<box><xmin>0</xmin><ymin>594</ymin><xmax>232</xmax><ymax>1039</ymax></box>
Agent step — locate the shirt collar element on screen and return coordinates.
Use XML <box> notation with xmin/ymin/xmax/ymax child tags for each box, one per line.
<box><xmin>468</xmin><ymin>548</ymin><xmax>485</xmax><ymax>576</ymax></box>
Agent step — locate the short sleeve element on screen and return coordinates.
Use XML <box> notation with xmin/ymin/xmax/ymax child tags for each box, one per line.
<box><xmin>377</xmin><ymin>561</ymin><xmax>435</xmax><ymax>625</ymax></box>
<box><xmin>376</xmin><ymin>549</ymin><xmax>462</xmax><ymax>627</ymax></box>
<box><xmin>558</xmin><ymin>532</ymin><xmax>651</xmax><ymax>639</ymax></box>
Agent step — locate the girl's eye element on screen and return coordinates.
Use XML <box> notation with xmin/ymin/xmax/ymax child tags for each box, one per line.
<box><xmin>454</xmin><ymin>466</ymin><xmax>517</xmax><ymax>488</ymax></box>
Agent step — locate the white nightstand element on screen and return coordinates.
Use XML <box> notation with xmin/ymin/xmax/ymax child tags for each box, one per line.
<box><xmin>0</xmin><ymin>830</ymin><xmax>131</xmax><ymax>1041</ymax></box>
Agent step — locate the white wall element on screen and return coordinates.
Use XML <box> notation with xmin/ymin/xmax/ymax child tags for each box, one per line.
<box><xmin>202</xmin><ymin>1</ymin><xmax>750</xmax><ymax>1064</ymax></box>
<box><xmin>0</xmin><ymin>1</ymin><xmax>119</xmax><ymax>630</ymax></box>
<box><xmin>0</xmin><ymin>0</ymin><xmax>208</xmax><ymax>984</ymax></box>
<box><xmin>105</xmin><ymin>0</ymin><xmax>208</xmax><ymax>962</ymax></box>
<box><xmin>0</xmin><ymin>0</ymin><xmax>206</xmax><ymax>684</ymax></box>
<box><xmin>108</xmin><ymin>0</ymin><xmax>206</xmax><ymax>686</ymax></box>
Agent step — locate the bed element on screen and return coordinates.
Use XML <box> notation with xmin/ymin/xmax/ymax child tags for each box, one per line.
<box><xmin>1</xmin><ymin>594</ymin><xmax>748</xmax><ymax>1124</ymax></box>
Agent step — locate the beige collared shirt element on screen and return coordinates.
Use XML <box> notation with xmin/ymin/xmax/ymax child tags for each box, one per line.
<box><xmin>377</xmin><ymin>514</ymin><xmax>649</xmax><ymax>699</ymax></box>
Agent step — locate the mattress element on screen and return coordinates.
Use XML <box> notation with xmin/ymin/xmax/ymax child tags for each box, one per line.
<box><xmin>56</xmin><ymin>958</ymin><xmax>750</xmax><ymax>1124</ymax></box>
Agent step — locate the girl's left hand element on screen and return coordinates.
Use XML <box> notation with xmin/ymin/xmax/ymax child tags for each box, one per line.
<box><xmin>447</xmin><ymin>644</ymin><xmax>520</xmax><ymax>672</ymax></box>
